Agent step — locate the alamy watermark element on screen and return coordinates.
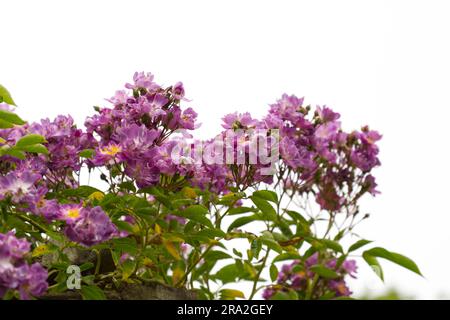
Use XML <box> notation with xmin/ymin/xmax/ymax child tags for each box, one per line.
<box><xmin>66</xmin><ymin>265</ymin><xmax>81</xmax><ymax>289</ymax></box>
<box><xmin>170</xmin><ymin>129</ymin><xmax>280</xmax><ymax>175</ymax></box>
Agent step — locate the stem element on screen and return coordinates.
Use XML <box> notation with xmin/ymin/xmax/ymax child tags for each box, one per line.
<box><xmin>15</xmin><ymin>213</ymin><xmax>49</xmax><ymax>234</ymax></box>
<box><xmin>305</xmin><ymin>273</ymin><xmax>319</xmax><ymax>300</ymax></box>
<box><xmin>94</xmin><ymin>249</ymin><xmax>102</xmax><ymax>276</ymax></box>
<box><xmin>323</xmin><ymin>212</ymin><xmax>335</xmax><ymax>238</ymax></box>
<box><xmin>175</xmin><ymin>242</ymin><xmax>215</xmax><ymax>287</ymax></box>
<box><xmin>249</xmin><ymin>248</ymin><xmax>271</xmax><ymax>300</ymax></box>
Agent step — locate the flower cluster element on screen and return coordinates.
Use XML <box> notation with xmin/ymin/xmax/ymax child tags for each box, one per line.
<box><xmin>207</xmin><ymin>94</ymin><xmax>381</xmax><ymax>212</ymax></box>
<box><xmin>263</xmin><ymin>95</ymin><xmax>381</xmax><ymax>212</ymax></box>
<box><xmin>0</xmin><ymin>72</ymin><xmax>388</xmax><ymax>300</ymax></box>
<box><xmin>85</xmin><ymin>72</ymin><xmax>199</xmax><ymax>188</ymax></box>
<box><xmin>30</xmin><ymin>115</ymin><xmax>96</xmax><ymax>176</ymax></box>
<box><xmin>0</xmin><ymin>232</ymin><xmax>48</xmax><ymax>300</ymax></box>
<box><xmin>0</xmin><ymin>166</ymin><xmax>117</xmax><ymax>247</ymax></box>
<box><xmin>262</xmin><ymin>253</ymin><xmax>357</xmax><ymax>300</ymax></box>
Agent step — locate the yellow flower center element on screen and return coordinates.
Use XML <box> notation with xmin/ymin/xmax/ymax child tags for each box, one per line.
<box><xmin>67</xmin><ymin>208</ymin><xmax>80</xmax><ymax>219</ymax></box>
<box><xmin>100</xmin><ymin>144</ymin><xmax>122</xmax><ymax>156</ymax></box>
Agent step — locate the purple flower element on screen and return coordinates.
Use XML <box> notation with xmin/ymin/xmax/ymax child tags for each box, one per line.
<box><xmin>268</xmin><ymin>94</ymin><xmax>304</xmax><ymax>123</ymax></box>
<box><xmin>0</xmin><ymin>103</ymin><xmax>15</xmax><ymax>111</ymax></box>
<box><xmin>114</xmin><ymin>124</ymin><xmax>159</xmax><ymax>155</ymax></box>
<box><xmin>0</xmin><ymin>170</ymin><xmax>41</xmax><ymax>202</ymax></box>
<box><xmin>125</xmin><ymin>71</ymin><xmax>160</xmax><ymax>92</ymax></box>
<box><xmin>316</xmin><ymin>106</ymin><xmax>340</xmax><ymax>123</ymax></box>
<box><xmin>328</xmin><ymin>280</ymin><xmax>352</xmax><ymax>297</ymax></box>
<box><xmin>0</xmin><ymin>231</ymin><xmax>30</xmax><ymax>261</ymax></box>
<box><xmin>64</xmin><ymin>206</ymin><xmax>118</xmax><ymax>247</ymax></box>
<box><xmin>305</xmin><ymin>253</ymin><xmax>319</xmax><ymax>267</ymax></box>
<box><xmin>36</xmin><ymin>199</ymin><xmax>61</xmax><ymax>221</ymax></box>
<box><xmin>179</xmin><ymin>107</ymin><xmax>198</xmax><ymax>130</ymax></box>
<box><xmin>0</xmin><ymin>232</ymin><xmax>48</xmax><ymax>300</ymax></box>
<box><xmin>350</xmin><ymin>128</ymin><xmax>382</xmax><ymax>172</ymax></box>
<box><xmin>16</xmin><ymin>263</ymin><xmax>48</xmax><ymax>300</ymax></box>
<box><xmin>124</xmin><ymin>160</ymin><xmax>160</xmax><ymax>188</ymax></box>
<box><xmin>92</xmin><ymin>142</ymin><xmax>124</xmax><ymax>166</ymax></box>
<box><xmin>146</xmin><ymin>93</ymin><xmax>169</xmax><ymax>118</ymax></box>
<box><xmin>29</xmin><ymin>115</ymin><xmax>96</xmax><ymax>174</ymax></box>
<box><xmin>364</xmin><ymin>174</ymin><xmax>380</xmax><ymax>196</ymax></box>
<box><xmin>279</xmin><ymin>137</ymin><xmax>316</xmax><ymax>171</ymax></box>
<box><xmin>164</xmin><ymin>105</ymin><xmax>182</xmax><ymax>130</ymax></box>
<box><xmin>262</xmin><ymin>287</ymin><xmax>276</xmax><ymax>300</ymax></box>
<box><xmin>222</xmin><ymin>112</ymin><xmax>257</xmax><ymax>129</ymax></box>
<box><xmin>172</xmin><ymin>82</ymin><xmax>185</xmax><ymax>100</ymax></box>
<box><xmin>59</xmin><ymin>203</ymin><xmax>84</xmax><ymax>223</ymax></box>
<box><xmin>314</xmin><ymin>121</ymin><xmax>340</xmax><ymax>141</ymax></box>
<box><xmin>342</xmin><ymin>259</ymin><xmax>358</xmax><ymax>278</ymax></box>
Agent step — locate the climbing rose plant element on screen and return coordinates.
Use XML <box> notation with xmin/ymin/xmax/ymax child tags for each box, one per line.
<box><xmin>0</xmin><ymin>73</ymin><xmax>421</xmax><ymax>300</ymax></box>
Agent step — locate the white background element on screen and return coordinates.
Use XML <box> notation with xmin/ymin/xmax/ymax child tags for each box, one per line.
<box><xmin>2</xmin><ymin>0</ymin><xmax>450</xmax><ymax>299</ymax></box>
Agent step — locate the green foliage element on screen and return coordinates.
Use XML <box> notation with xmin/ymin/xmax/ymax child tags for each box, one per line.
<box><xmin>363</xmin><ymin>247</ymin><xmax>422</xmax><ymax>276</ymax></box>
<box><xmin>0</xmin><ymin>84</ymin><xmax>16</xmax><ymax>106</ymax></box>
<box><xmin>0</xmin><ymin>84</ymin><xmax>421</xmax><ymax>300</ymax></box>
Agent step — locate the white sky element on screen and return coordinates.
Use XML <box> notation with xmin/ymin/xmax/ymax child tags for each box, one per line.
<box><xmin>2</xmin><ymin>0</ymin><xmax>450</xmax><ymax>299</ymax></box>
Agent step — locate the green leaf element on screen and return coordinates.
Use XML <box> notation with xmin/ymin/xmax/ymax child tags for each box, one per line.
<box><xmin>195</xmin><ymin>228</ymin><xmax>226</xmax><ymax>239</ymax></box>
<box><xmin>362</xmin><ymin>251</ymin><xmax>384</xmax><ymax>281</ymax></box>
<box><xmin>220</xmin><ymin>289</ymin><xmax>245</xmax><ymax>300</ymax></box>
<box><xmin>62</xmin><ymin>185</ymin><xmax>102</xmax><ymax>198</ymax></box>
<box><xmin>217</xmin><ymin>192</ymin><xmax>246</xmax><ymax>205</ymax></box>
<box><xmin>16</xmin><ymin>134</ymin><xmax>47</xmax><ymax>147</ymax></box>
<box><xmin>250</xmin><ymin>239</ymin><xmax>262</xmax><ymax>260</ymax></box>
<box><xmin>233</xmin><ymin>248</ymin><xmax>242</xmax><ymax>258</ymax></box>
<box><xmin>215</xmin><ymin>264</ymin><xmax>240</xmax><ymax>284</ymax></box>
<box><xmin>0</xmin><ymin>85</ymin><xmax>16</xmax><ymax>106</ymax></box>
<box><xmin>273</xmin><ymin>252</ymin><xmax>301</xmax><ymax>263</ymax></box>
<box><xmin>321</xmin><ymin>239</ymin><xmax>343</xmax><ymax>253</ymax></box>
<box><xmin>270</xmin><ymin>291</ymin><xmax>291</xmax><ymax>300</ymax></box>
<box><xmin>80</xmin><ymin>285</ymin><xmax>106</xmax><ymax>300</ymax></box>
<box><xmin>260</xmin><ymin>232</ymin><xmax>282</xmax><ymax>253</ymax></box>
<box><xmin>139</xmin><ymin>186</ymin><xmax>173</xmax><ymax>209</ymax></box>
<box><xmin>163</xmin><ymin>240</ymin><xmax>181</xmax><ymax>260</ymax></box>
<box><xmin>227</xmin><ymin>206</ymin><xmax>257</xmax><ymax>215</ymax></box>
<box><xmin>270</xmin><ymin>264</ymin><xmax>278</xmax><ymax>282</ymax></box>
<box><xmin>348</xmin><ymin>239</ymin><xmax>372</xmax><ymax>253</ymax></box>
<box><xmin>79</xmin><ymin>262</ymin><xmax>95</xmax><ymax>272</ymax></box>
<box><xmin>227</xmin><ymin>215</ymin><xmax>260</xmax><ymax>232</ymax></box>
<box><xmin>114</xmin><ymin>221</ymin><xmax>135</xmax><ymax>234</ymax></box>
<box><xmin>0</xmin><ymin>119</ymin><xmax>14</xmax><ymax>129</ymax></box>
<box><xmin>285</xmin><ymin>210</ymin><xmax>310</xmax><ymax>224</ymax></box>
<box><xmin>364</xmin><ymin>247</ymin><xmax>422</xmax><ymax>276</ymax></box>
<box><xmin>17</xmin><ymin>143</ymin><xmax>48</xmax><ymax>154</ymax></box>
<box><xmin>177</xmin><ymin>205</ymin><xmax>213</xmax><ymax>228</ymax></box>
<box><xmin>112</xmin><ymin>237</ymin><xmax>138</xmax><ymax>255</ymax></box>
<box><xmin>310</xmin><ymin>265</ymin><xmax>339</xmax><ymax>279</ymax></box>
<box><xmin>0</xmin><ymin>109</ymin><xmax>25</xmax><ymax>125</ymax></box>
<box><xmin>3</xmin><ymin>148</ymin><xmax>26</xmax><ymax>159</ymax></box>
<box><xmin>79</xmin><ymin>148</ymin><xmax>95</xmax><ymax>159</ymax></box>
<box><xmin>253</xmin><ymin>190</ymin><xmax>278</xmax><ymax>203</ymax></box>
<box><xmin>285</xmin><ymin>210</ymin><xmax>312</xmax><ymax>236</ymax></box>
<box><xmin>277</xmin><ymin>219</ymin><xmax>294</xmax><ymax>237</ymax></box>
<box><xmin>6</xmin><ymin>215</ymin><xmax>33</xmax><ymax>232</ymax></box>
<box><xmin>205</xmin><ymin>250</ymin><xmax>232</xmax><ymax>261</ymax></box>
<box><xmin>118</xmin><ymin>181</ymin><xmax>136</xmax><ymax>192</ymax></box>
<box><xmin>250</xmin><ymin>196</ymin><xmax>277</xmax><ymax>221</ymax></box>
